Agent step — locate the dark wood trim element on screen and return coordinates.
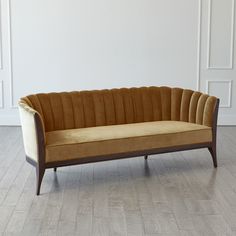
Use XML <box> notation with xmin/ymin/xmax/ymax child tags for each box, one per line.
<box><xmin>35</xmin><ymin>113</ymin><xmax>46</xmax><ymax>195</ymax></box>
<box><xmin>45</xmin><ymin>142</ymin><xmax>212</xmax><ymax>169</ymax></box>
<box><xmin>208</xmin><ymin>98</ymin><xmax>219</xmax><ymax>168</ymax></box>
<box><xmin>25</xmin><ymin>99</ymin><xmax>219</xmax><ymax>195</ymax></box>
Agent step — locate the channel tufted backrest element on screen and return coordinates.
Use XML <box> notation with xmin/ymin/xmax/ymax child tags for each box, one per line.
<box><xmin>20</xmin><ymin>87</ymin><xmax>217</xmax><ymax>132</ymax></box>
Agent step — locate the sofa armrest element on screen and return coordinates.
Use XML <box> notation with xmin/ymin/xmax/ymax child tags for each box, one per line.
<box><xmin>202</xmin><ymin>97</ymin><xmax>220</xmax><ymax>128</ymax></box>
<box><xmin>18</xmin><ymin>102</ymin><xmax>45</xmax><ymax>164</ymax></box>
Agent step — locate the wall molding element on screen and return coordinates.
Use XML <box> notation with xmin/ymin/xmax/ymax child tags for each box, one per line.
<box><xmin>0</xmin><ymin>0</ymin><xmax>3</xmax><ymax>70</ymax></box>
<box><xmin>206</xmin><ymin>0</ymin><xmax>235</xmax><ymax>70</ymax></box>
<box><xmin>218</xmin><ymin>115</ymin><xmax>236</xmax><ymax>125</ymax></box>
<box><xmin>7</xmin><ymin>0</ymin><xmax>17</xmax><ymax>109</ymax></box>
<box><xmin>196</xmin><ymin>0</ymin><xmax>202</xmax><ymax>91</ymax></box>
<box><xmin>206</xmin><ymin>80</ymin><xmax>233</xmax><ymax>108</ymax></box>
<box><xmin>0</xmin><ymin>80</ymin><xmax>3</xmax><ymax>108</ymax></box>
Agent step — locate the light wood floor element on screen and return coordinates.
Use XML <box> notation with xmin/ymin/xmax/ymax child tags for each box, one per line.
<box><xmin>1</xmin><ymin>127</ymin><xmax>236</xmax><ymax>235</ymax></box>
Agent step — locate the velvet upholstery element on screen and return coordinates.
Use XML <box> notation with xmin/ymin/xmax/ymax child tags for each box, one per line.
<box><xmin>20</xmin><ymin>87</ymin><xmax>217</xmax><ymax>133</ymax></box>
<box><xmin>19</xmin><ymin>86</ymin><xmax>219</xmax><ymax>195</ymax></box>
<box><xmin>19</xmin><ymin>86</ymin><xmax>218</xmax><ymax>165</ymax></box>
<box><xmin>45</xmin><ymin>121</ymin><xmax>212</xmax><ymax>163</ymax></box>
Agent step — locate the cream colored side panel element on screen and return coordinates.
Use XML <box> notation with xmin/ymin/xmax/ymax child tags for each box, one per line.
<box><xmin>18</xmin><ymin>104</ymin><xmax>38</xmax><ymax>162</ymax></box>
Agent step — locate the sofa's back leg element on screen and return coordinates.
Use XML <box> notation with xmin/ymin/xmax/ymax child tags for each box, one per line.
<box><xmin>208</xmin><ymin>146</ymin><xmax>217</xmax><ymax>168</ymax></box>
<box><xmin>36</xmin><ymin>166</ymin><xmax>45</xmax><ymax>195</ymax></box>
<box><xmin>54</xmin><ymin>167</ymin><xmax>57</xmax><ymax>172</ymax></box>
<box><xmin>144</xmin><ymin>155</ymin><xmax>148</xmax><ymax>160</ymax></box>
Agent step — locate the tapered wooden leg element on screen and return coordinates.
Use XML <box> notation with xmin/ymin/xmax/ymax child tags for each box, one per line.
<box><xmin>208</xmin><ymin>146</ymin><xmax>217</xmax><ymax>168</ymax></box>
<box><xmin>144</xmin><ymin>155</ymin><xmax>148</xmax><ymax>160</ymax></box>
<box><xmin>54</xmin><ymin>167</ymin><xmax>57</xmax><ymax>172</ymax></box>
<box><xmin>36</xmin><ymin>165</ymin><xmax>45</xmax><ymax>195</ymax></box>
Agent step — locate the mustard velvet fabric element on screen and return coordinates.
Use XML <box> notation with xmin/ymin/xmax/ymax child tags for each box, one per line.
<box><xmin>19</xmin><ymin>86</ymin><xmax>218</xmax><ymax>163</ymax></box>
<box><xmin>45</xmin><ymin>121</ymin><xmax>212</xmax><ymax>163</ymax></box>
<box><xmin>20</xmin><ymin>87</ymin><xmax>217</xmax><ymax>132</ymax></box>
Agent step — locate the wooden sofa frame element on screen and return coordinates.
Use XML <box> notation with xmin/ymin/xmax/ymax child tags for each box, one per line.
<box><xmin>24</xmin><ymin>98</ymin><xmax>219</xmax><ymax>195</ymax></box>
<box><xmin>19</xmin><ymin>87</ymin><xmax>219</xmax><ymax>195</ymax></box>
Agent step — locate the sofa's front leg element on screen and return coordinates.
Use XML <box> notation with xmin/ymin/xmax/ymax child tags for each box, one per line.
<box><xmin>208</xmin><ymin>145</ymin><xmax>217</xmax><ymax>168</ymax></box>
<box><xmin>36</xmin><ymin>165</ymin><xmax>45</xmax><ymax>195</ymax></box>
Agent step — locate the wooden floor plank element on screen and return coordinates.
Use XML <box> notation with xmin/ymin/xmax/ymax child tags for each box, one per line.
<box><xmin>1</xmin><ymin>126</ymin><xmax>236</xmax><ymax>235</ymax></box>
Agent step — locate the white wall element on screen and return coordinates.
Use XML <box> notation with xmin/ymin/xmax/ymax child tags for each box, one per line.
<box><xmin>0</xmin><ymin>0</ymin><xmax>235</xmax><ymax>125</ymax></box>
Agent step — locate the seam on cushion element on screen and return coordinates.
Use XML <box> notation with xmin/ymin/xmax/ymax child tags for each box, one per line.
<box><xmin>159</xmin><ymin>88</ymin><xmax>163</xmax><ymax>121</ymax></box>
<box><xmin>46</xmin><ymin>127</ymin><xmax>212</xmax><ymax>147</ymax></box>
<box><xmin>195</xmin><ymin>94</ymin><xmax>201</xmax><ymax>123</ymax></box>
<box><xmin>81</xmin><ymin>92</ymin><xmax>87</xmax><ymax>127</ymax></box>
<box><xmin>149</xmin><ymin>88</ymin><xmax>154</xmax><ymax>121</ymax></box>
<box><xmin>111</xmin><ymin>90</ymin><xmax>117</xmax><ymax>125</ymax></box>
<box><xmin>130</xmin><ymin>88</ymin><xmax>135</xmax><ymax>123</ymax></box>
<box><xmin>180</xmin><ymin>89</ymin><xmax>185</xmax><ymax>122</ymax></box>
<box><xmin>121</xmin><ymin>89</ymin><xmax>126</xmax><ymax>124</ymax></box>
<box><xmin>102</xmin><ymin>91</ymin><xmax>107</xmax><ymax>125</ymax></box>
<box><xmin>69</xmin><ymin>93</ymin><xmax>75</xmax><ymax>128</ymax></box>
<box><xmin>141</xmin><ymin>88</ymin><xmax>145</xmax><ymax>122</ymax></box>
<box><xmin>48</xmin><ymin>94</ymin><xmax>55</xmax><ymax>131</ymax></box>
<box><xmin>78</xmin><ymin>92</ymin><xmax>85</xmax><ymax>128</ymax></box>
<box><xmin>179</xmin><ymin>89</ymin><xmax>184</xmax><ymax>121</ymax></box>
<box><xmin>91</xmin><ymin>91</ymin><xmax>96</xmax><ymax>127</ymax></box>
<box><xmin>59</xmin><ymin>93</ymin><xmax>65</xmax><ymax>130</ymax></box>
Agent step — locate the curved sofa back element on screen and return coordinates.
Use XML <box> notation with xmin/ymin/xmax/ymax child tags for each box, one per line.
<box><xmin>20</xmin><ymin>87</ymin><xmax>217</xmax><ymax>132</ymax></box>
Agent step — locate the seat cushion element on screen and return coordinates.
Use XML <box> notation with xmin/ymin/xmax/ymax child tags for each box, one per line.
<box><xmin>45</xmin><ymin>121</ymin><xmax>212</xmax><ymax>163</ymax></box>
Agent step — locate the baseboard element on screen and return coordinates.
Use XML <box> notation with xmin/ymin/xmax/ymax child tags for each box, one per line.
<box><xmin>0</xmin><ymin>114</ymin><xmax>20</xmax><ymax>126</ymax></box>
<box><xmin>218</xmin><ymin>115</ymin><xmax>236</xmax><ymax>126</ymax></box>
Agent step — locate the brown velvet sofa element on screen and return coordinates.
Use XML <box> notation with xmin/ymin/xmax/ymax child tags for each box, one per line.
<box><xmin>19</xmin><ymin>86</ymin><xmax>219</xmax><ymax>195</ymax></box>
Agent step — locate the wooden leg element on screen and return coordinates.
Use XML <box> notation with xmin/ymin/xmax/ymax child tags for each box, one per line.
<box><xmin>208</xmin><ymin>146</ymin><xmax>217</xmax><ymax>168</ymax></box>
<box><xmin>36</xmin><ymin>165</ymin><xmax>45</xmax><ymax>196</ymax></box>
<box><xmin>54</xmin><ymin>167</ymin><xmax>57</xmax><ymax>172</ymax></box>
<box><xmin>144</xmin><ymin>155</ymin><xmax>148</xmax><ymax>160</ymax></box>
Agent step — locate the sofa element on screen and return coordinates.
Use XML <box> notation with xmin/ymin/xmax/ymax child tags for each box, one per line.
<box><xmin>19</xmin><ymin>86</ymin><xmax>219</xmax><ymax>195</ymax></box>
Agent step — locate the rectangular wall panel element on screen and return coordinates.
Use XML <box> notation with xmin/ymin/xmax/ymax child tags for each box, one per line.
<box><xmin>207</xmin><ymin>0</ymin><xmax>235</xmax><ymax>69</ymax></box>
<box><xmin>206</xmin><ymin>80</ymin><xmax>232</xmax><ymax>107</ymax></box>
<box><xmin>0</xmin><ymin>80</ymin><xmax>3</xmax><ymax>108</ymax></box>
<box><xmin>0</xmin><ymin>0</ymin><xmax>3</xmax><ymax>70</ymax></box>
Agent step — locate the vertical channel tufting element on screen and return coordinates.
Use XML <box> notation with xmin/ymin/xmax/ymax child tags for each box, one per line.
<box><xmin>112</xmin><ymin>89</ymin><xmax>125</xmax><ymax>124</ymax></box>
<box><xmin>70</xmin><ymin>91</ymin><xmax>84</xmax><ymax>128</ymax></box>
<box><xmin>141</xmin><ymin>87</ymin><xmax>153</xmax><ymax>122</ymax></box>
<box><xmin>48</xmin><ymin>93</ymin><xmax>64</xmax><ymax>131</ymax></box>
<box><xmin>160</xmin><ymin>87</ymin><xmax>171</xmax><ymax>120</ymax></box>
<box><xmin>203</xmin><ymin>96</ymin><xmax>217</xmax><ymax>127</ymax></box>
<box><xmin>60</xmin><ymin>92</ymin><xmax>75</xmax><ymax>130</ymax></box>
<box><xmin>36</xmin><ymin>94</ymin><xmax>55</xmax><ymax>132</ymax></box>
<box><xmin>150</xmin><ymin>87</ymin><xmax>162</xmax><ymax>121</ymax></box>
<box><xmin>171</xmin><ymin>88</ymin><xmax>183</xmax><ymax>121</ymax></box>
<box><xmin>196</xmin><ymin>94</ymin><xmax>209</xmax><ymax>125</ymax></box>
<box><xmin>104</xmin><ymin>90</ymin><xmax>116</xmax><ymax>125</ymax></box>
<box><xmin>27</xmin><ymin>94</ymin><xmax>45</xmax><ymax>124</ymax></box>
<box><xmin>189</xmin><ymin>91</ymin><xmax>201</xmax><ymax>123</ymax></box>
<box><xmin>81</xmin><ymin>91</ymin><xmax>96</xmax><ymax>127</ymax></box>
<box><xmin>23</xmin><ymin>87</ymin><xmax>218</xmax><ymax>132</ymax></box>
<box><xmin>122</xmin><ymin>88</ymin><xmax>134</xmax><ymax>124</ymax></box>
<box><xmin>93</xmin><ymin>90</ymin><xmax>106</xmax><ymax>126</ymax></box>
<box><xmin>180</xmin><ymin>89</ymin><xmax>194</xmax><ymax>122</ymax></box>
<box><xmin>131</xmin><ymin>87</ymin><xmax>144</xmax><ymax>123</ymax></box>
